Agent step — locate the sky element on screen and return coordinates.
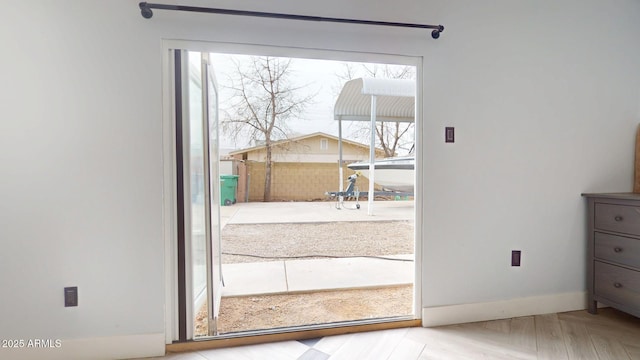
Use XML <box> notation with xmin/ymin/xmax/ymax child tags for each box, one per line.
<box><xmin>208</xmin><ymin>53</ymin><xmax>416</xmax><ymax>151</ymax></box>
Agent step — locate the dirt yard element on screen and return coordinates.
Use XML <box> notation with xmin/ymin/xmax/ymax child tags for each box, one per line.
<box><xmin>195</xmin><ymin>220</ymin><xmax>414</xmax><ymax>336</ymax></box>
<box><xmin>221</xmin><ymin>221</ymin><xmax>414</xmax><ymax>263</ymax></box>
<box><xmin>195</xmin><ymin>285</ymin><xmax>413</xmax><ymax>335</ymax></box>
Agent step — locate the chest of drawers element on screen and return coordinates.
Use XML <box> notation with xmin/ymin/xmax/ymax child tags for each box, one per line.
<box><xmin>583</xmin><ymin>193</ymin><xmax>640</xmax><ymax>317</ymax></box>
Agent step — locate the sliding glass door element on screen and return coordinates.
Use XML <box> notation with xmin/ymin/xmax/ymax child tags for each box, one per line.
<box><xmin>178</xmin><ymin>50</ymin><xmax>222</xmax><ymax>339</ymax></box>
<box><xmin>203</xmin><ymin>52</ymin><xmax>223</xmax><ymax>337</ymax></box>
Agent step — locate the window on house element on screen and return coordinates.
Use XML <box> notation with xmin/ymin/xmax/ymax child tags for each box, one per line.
<box><xmin>320</xmin><ymin>138</ymin><xmax>328</xmax><ymax>150</ymax></box>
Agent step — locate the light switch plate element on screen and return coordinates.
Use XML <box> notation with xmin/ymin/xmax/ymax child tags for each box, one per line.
<box><xmin>511</xmin><ymin>251</ymin><xmax>521</xmax><ymax>266</ymax></box>
<box><xmin>445</xmin><ymin>127</ymin><xmax>455</xmax><ymax>143</ymax></box>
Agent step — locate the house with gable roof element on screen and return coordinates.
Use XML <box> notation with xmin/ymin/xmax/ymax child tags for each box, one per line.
<box><xmin>228</xmin><ymin>132</ymin><xmax>386</xmax><ymax>201</ymax></box>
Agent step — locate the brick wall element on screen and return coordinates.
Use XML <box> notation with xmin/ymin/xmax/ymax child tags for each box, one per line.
<box><xmin>243</xmin><ymin>161</ymin><xmax>375</xmax><ymax>202</ymax></box>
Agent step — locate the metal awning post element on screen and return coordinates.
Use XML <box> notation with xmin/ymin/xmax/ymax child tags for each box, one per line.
<box><xmin>338</xmin><ymin>118</ymin><xmax>344</xmax><ymax>203</ymax></box>
<box><xmin>368</xmin><ymin>95</ymin><xmax>377</xmax><ymax>216</ymax></box>
<box><xmin>333</xmin><ymin>78</ymin><xmax>415</xmax><ymax>214</ymax></box>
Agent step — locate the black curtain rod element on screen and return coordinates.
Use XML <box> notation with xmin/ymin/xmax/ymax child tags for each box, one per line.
<box><xmin>139</xmin><ymin>2</ymin><xmax>444</xmax><ymax>39</ymax></box>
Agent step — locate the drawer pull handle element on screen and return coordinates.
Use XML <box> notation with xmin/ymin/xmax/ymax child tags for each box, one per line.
<box><xmin>614</xmin><ymin>215</ymin><xmax>624</xmax><ymax>222</ymax></box>
<box><xmin>614</xmin><ymin>282</ymin><xmax>623</xmax><ymax>288</ymax></box>
<box><xmin>614</xmin><ymin>247</ymin><xmax>623</xmax><ymax>253</ymax></box>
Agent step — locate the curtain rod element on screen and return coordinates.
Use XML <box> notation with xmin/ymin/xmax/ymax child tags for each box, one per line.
<box><xmin>138</xmin><ymin>2</ymin><xmax>444</xmax><ymax>39</ymax></box>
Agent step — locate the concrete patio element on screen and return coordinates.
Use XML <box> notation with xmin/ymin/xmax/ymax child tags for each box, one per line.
<box><xmin>220</xmin><ymin>199</ymin><xmax>414</xmax><ymax>227</ymax></box>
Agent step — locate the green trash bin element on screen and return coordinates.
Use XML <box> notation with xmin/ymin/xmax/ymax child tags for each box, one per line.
<box><xmin>220</xmin><ymin>175</ymin><xmax>239</xmax><ymax>206</ymax></box>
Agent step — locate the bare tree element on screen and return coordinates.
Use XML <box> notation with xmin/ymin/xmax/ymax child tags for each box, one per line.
<box><xmin>222</xmin><ymin>56</ymin><xmax>313</xmax><ymax>202</ymax></box>
<box><xmin>335</xmin><ymin>63</ymin><xmax>416</xmax><ymax>157</ymax></box>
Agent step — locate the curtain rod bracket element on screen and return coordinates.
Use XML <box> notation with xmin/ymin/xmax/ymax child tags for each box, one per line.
<box><xmin>140</xmin><ymin>3</ymin><xmax>153</xmax><ymax>19</ymax></box>
<box><xmin>139</xmin><ymin>2</ymin><xmax>444</xmax><ymax>39</ymax></box>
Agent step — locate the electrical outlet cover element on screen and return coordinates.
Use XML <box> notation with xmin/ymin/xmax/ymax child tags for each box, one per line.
<box><xmin>64</xmin><ymin>287</ymin><xmax>78</xmax><ymax>307</ymax></box>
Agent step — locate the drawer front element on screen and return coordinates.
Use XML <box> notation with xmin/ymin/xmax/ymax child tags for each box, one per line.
<box><xmin>594</xmin><ymin>203</ymin><xmax>640</xmax><ymax>235</ymax></box>
<box><xmin>594</xmin><ymin>261</ymin><xmax>640</xmax><ymax>307</ymax></box>
<box><xmin>594</xmin><ymin>232</ymin><xmax>640</xmax><ymax>269</ymax></box>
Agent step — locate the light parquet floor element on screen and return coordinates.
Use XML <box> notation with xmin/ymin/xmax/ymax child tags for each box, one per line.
<box><xmin>149</xmin><ymin>308</ymin><xmax>640</xmax><ymax>360</ymax></box>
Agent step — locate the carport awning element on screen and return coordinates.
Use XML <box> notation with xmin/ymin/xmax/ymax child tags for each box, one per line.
<box><xmin>333</xmin><ymin>78</ymin><xmax>415</xmax><ymax>123</ymax></box>
<box><xmin>332</xmin><ymin>77</ymin><xmax>416</xmax><ymax>216</ymax></box>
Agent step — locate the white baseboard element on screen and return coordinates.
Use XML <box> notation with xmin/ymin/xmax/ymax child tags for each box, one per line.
<box><xmin>422</xmin><ymin>291</ymin><xmax>589</xmax><ymax>327</ymax></box>
<box><xmin>0</xmin><ymin>332</ymin><xmax>165</xmax><ymax>360</ymax></box>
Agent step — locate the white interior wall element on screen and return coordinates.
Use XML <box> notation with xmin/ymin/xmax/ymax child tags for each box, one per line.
<box><xmin>421</xmin><ymin>0</ymin><xmax>640</xmax><ymax>309</ymax></box>
<box><xmin>1</xmin><ymin>0</ymin><xmax>639</xmax><ymax>358</ymax></box>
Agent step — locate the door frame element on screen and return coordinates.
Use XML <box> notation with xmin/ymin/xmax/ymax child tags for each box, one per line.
<box><xmin>161</xmin><ymin>39</ymin><xmax>425</xmax><ymax>344</ymax></box>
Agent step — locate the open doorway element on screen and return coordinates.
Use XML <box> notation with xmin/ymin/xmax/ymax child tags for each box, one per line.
<box><xmin>167</xmin><ymin>43</ymin><xmax>422</xmax><ymax>341</ymax></box>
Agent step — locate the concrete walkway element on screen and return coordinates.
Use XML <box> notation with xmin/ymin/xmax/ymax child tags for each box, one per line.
<box><xmin>221</xmin><ymin>254</ymin><xmax>414</xmax><ymax>297</ymax></box>
<box><xmin>218</xmin><ymin>201</ymin><xmax>415</xmax><ymax>297</ymax></box>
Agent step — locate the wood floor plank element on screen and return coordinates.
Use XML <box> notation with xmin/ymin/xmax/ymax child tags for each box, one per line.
<box><xmin>328</xmin><ymin>328</ymin><xmax>407</xmax><ymax>360</ymax></box>
<box><xmin>160</xmin><ymin>310</ymin><xmax>640</xmax><ymax>360</ymax></box>
<box><xmin>559</xmin><ymin>309</ymin><xmax>640</xmax><ymax>333</ymax></box>
<box><xmin>198</xmin><ymin>340</ymin><xmax>308</xmax><ymax>360</ymax></box>
<box><xmin>418</xmin><ymin>341</ymin><xmax>478</xmax><ymax>360</ymax></box>
<box><xmin>455</xmin><ymin>325</ymin><xmax>535</xmax><ymax>359</ymax></box>
<box><xmin>483</xmin><ymin>318</ymin><xmax>511</xmax><ymax>334</ymax></box>
<box><xmin>410</xmin><ymin>324</ymin><xmax>535</xmax><ymax>360</ymax></box>
<box><xmin>596</xmin><ymin>308</ymin><xmax>640</xmax><ymax>328</ymax></box>
<box><xmin>557</xmin><ymin>311</ymin><xmax>606</xmax><ymax>325</ymax></box>
<box><xmin>560</xmin><ymin>311</ymin><xmax>623</xmax><ymax>329</ymax></box>
<box><xmin>313</xmin><ymin>333</ymin><xmax>353</xmax><ymax>355</ymax></box>
<box><xmin>624</xmin><ymin>344</ymin><xmax>640</xmax><ymax>360</ymax></box>
<box><xmin>584</xmin><ymin>322</ymin><xmax>640</xmax><ymax>347</ymax></box>
<box><xmin>535</xmin><ymin>313</ymin><xmax>569</xmax><ymax>360</ymax></box>
<box><xmin>559</xmin><ymin>319</ymin><xmax>599</xmax><ymax>360</ymax></box>
<box><xmin>387</xmin><ymin>337</ymin><xmax>425</xmax><ymax>360</ymax></box>
<box><xmin>589</xmin><ymin>332</ymin><xmax>631</xmax><ymax>360</ymax></box>
<box><xmin>298</xmin><ymin>348</ymin><xmax>331</xmax><ymax>360</ymax></box>
<box><xmin>509</xmin><ymin>316</ymin><xmax>537</xmax><ymax>353</ymax></box>
<box><xmin>415</xmin><ymin>328</ymin><xmax>515</xmax><ymax>360</ymax></box>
